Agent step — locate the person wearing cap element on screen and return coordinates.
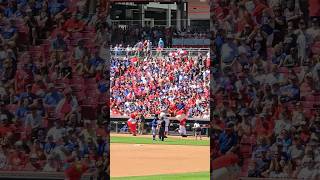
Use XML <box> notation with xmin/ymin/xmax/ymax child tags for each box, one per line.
<box><xmin>193</xmin><ymin>121</ymin><xmax>202</xmax><ymax>140</ymax></box>
<box><xmin>158</xmin><ymin>117</ymin><xmax>166</xmax><ymax>141</ymax></box>
<box><xmin>151</xmin><ymin>114</ymin><xmax>159</xmax><ymax>140</ymax></box>
<box><xmin>178</xmin><ymin>116</ymin><xmax>188</xmax><ymax>138</ymax></box>
<box><xmin>137</xmin><ymin>113</ymin><xmax>145</xmax><ymax>135</ymax></box>
<box><xmin>160</xmin><ymin>112</ymin><xmax>169</xmax><ymax>137</ymax></box>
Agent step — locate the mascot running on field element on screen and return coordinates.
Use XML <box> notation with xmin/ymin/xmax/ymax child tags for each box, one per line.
<box><xmin>127</xmin><ymin>114</ymin><xmax>137</xmax><ymax>136</ymax></box>
<box><xmin>176</xmin><ymin>113</ymin><xmax>187</xmax><ymax>137</ymax></box>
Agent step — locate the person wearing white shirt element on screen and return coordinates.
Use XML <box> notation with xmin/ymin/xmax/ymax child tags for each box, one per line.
<box><xmin>274</xmin><ymin>113</ymin><xmax>292</xmax><ymax>136</ymax></box>
<box><xmin>126</xmin><ymin>45</ymin><xmax>131</xmax><ymax>56</ymax></box>
<box><xmin>306</xmin><ymin>18</ymin><xmax>320</xmax><ymax>42</ymax></box>
<box><xmin>99</xmin><ymin>41</ymin><xmax>110</xmax><ymax>61</ymax></box>
<box><xmin>25</xmin><ymin>107</ymin><xmax>43</xmax><ymax>132</ymax></box>
<box><xmin>43</xmin><ymin>156</ymin><xmax>58</xmax><ymax>172</ymax></box>
<box><xmin>46</xmin><ymin>121</ymin><xmax>66</xmax><ymax>142</ymax></box>
<box><xmin>160</xmin><ymin>112</ymin><xmax>170</xmax><ymax>137</ymax></box>
<box><xmin>193</xmin><ymin>121</ymin><xmax>202</xmax><ymax>140</ymax></box>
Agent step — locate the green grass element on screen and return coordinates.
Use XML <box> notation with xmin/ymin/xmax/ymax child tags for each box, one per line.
<box><xmin>110</xmin><ymin>136</ymin><xmax>209</xmax><ymax>146</ymax></box>
<box><xmin>111</xmin><ymin>171</ymin><xmax>209</xmax><ymax>180</ymax></box>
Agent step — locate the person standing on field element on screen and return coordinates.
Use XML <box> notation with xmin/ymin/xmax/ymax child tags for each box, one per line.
<box><xmin>158</xmin><ymin>117</ymin><xmax>166</xmax><ymax>141</ymax></box>
<box><xmin>194</xmin><ymin>121</ymin><xmax>202</xmax><ymax>140</ymax></box>
<box><xmin>160</xmin><ymin>112</ymin><xmax>169</xmax><ymax>138</ymax></box>
<box><xmin>138</xmin><ymin>113</ymin><xmax>145</xmax><ymax>135</ymax></box>
<box><xmin>127</xmin><ymin>114</ymin><xmax>137</xmax><ymax>136</ymax></box>
<box><xmin>151</xmin><ymin>114</ymin><xmax>159</xmax><ymax>141</ymax></box>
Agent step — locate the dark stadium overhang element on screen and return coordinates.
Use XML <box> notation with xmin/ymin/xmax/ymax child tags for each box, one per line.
<box><xmin>110</xmin><ymin>0</ymin><xmax>186</xmax><ymax>2</ymax></box>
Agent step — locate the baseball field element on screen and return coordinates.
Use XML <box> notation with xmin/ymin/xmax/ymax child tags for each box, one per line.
<box><xmin>110</xmin><ymin>134</ymin><xmax>210</xmax><ymax>180</ymax></box>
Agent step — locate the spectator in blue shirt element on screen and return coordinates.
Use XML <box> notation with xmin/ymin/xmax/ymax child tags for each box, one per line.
<box><xmin>51</xmin><ymin>33</ymin><xmax>67</xmax><ymax>51</ymax></box>
<box><xmin>1</xmin><ymin>20</ymin><xmax>18</xmax><ymax>41</ymax></box>
<box><xmin>18</xmin><ymin>84</ymin><xmax>37</xmax><ymax>105</ymax></box>
<box><xmin>151</xmin><ymin>114</ymin><xmax>159</xmax><ymax>140</ymax></box>
<box><xmin>89</xmin><ymin>52</ymin><xmax>103</xmax><ymax>68</ymax></box>
<box><xmin>44</xmin><ymin>135</ymin><xmax>56</xmax><ymax>156</ymax></box>
<box><xmin>219</xmin><ymin>123</ymin><xmax>238</xmax><ymax>154</ymax></box>
<box><xmin>4</xmin><ymin>1</ymin><xmax>16</xmax><ymax>17</ymax></box>
<box><xmin>158</xmin><ymin>38</ymin><xmax>164</xmax><ymax>48</ymax></box>
<box><xmin>15</xmin><ymin>98</ymin><xmax>29</xmax><ymax>121</ymax></box>
<box><xmin>98</xmin><ymin>81</ymin><xmax>107</xmax><ymax>93</ymax></box>
<box><xmin>97</xmin><ymin>135</ymin><xmax>107</xmax><ymax>156</ymax></box>
<box><xmin>221</xmin><ymin>34</ymin><xmax>238</xmax><ymax>64</ymax></box>
<box><xmin>48</xmin><ymin>0</ymin><xmax>65</xmax><ymax>16</ymax></box>
<box><xmin>44</xmin><ymin>83</ymin><xmax>63</xmax><ymax>107</ymax></box>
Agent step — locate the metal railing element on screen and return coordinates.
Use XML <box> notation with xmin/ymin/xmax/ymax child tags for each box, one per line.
<box><xmin>110</xmin><ymin>47</ymin><xmax>209</xmax><ymax>57</ymax></box>
<box><xmin>110</xmin><ymin>115</ymin><xmax>209</xmax><ymax>121</ymax></box>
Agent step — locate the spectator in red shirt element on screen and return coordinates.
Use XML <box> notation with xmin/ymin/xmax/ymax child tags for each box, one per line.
<box><xmin>64</xmin><ymin>161</ymin><xmax>88</xmax><ymax>180</ymax></box>
<box><xmin>63</xmin><ymin>14</ymin><xmax>85</xmax><ymax>34</ymax></box>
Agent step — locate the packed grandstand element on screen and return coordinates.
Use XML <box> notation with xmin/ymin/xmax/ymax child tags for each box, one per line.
<box><xmin>0</xmin><ymin>0</ymin><xmax>108</xmax><ymax>179</ymax></box>
<box><xmin>110</xmin><ymin>43</ymin><xmax>210</xmax><ymax>119</ymax></box>
<box><xmin>211</xmin><ymin>0</ymin><xmax>320</xmax><ymax>179</ymax></box>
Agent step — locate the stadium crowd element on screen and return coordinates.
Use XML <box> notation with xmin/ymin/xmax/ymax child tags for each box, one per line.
<box><xmin>211</xmin><ymin>0</ymin><xmax>320</xmax><ymax>179</ymax></box>
<box><xmin>0</xmin><ymin>0</ymin><xmax>109</xmax><ymax>179</ymax></box>
<box><xmin>110</xmin><ymin>47</ymin><xmax>210</xmax><ymax>119</ymax></box>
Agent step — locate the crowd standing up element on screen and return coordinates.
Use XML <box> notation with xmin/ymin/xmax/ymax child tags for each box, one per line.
<box><xmin>211</xmin><ymin>0</ymin><xmax>320</xmax><ymax>179</ymax></box>
<box><xmin>0</xmin><ymin>0</ymin><xmax>109</xmax><ymax>179</ymax></box>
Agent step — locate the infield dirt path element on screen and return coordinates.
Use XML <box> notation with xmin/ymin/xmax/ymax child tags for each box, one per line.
<box><xmin>110</xmin><ymin>143</ymin><xmax>209</xmax><ymax>177</ymax></box>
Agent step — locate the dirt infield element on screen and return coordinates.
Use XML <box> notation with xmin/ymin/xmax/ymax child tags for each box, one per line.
<box><xmin>110</xmin><ymin>135</ymin><xmax>209</xmax><ymax>177</ymax></box>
